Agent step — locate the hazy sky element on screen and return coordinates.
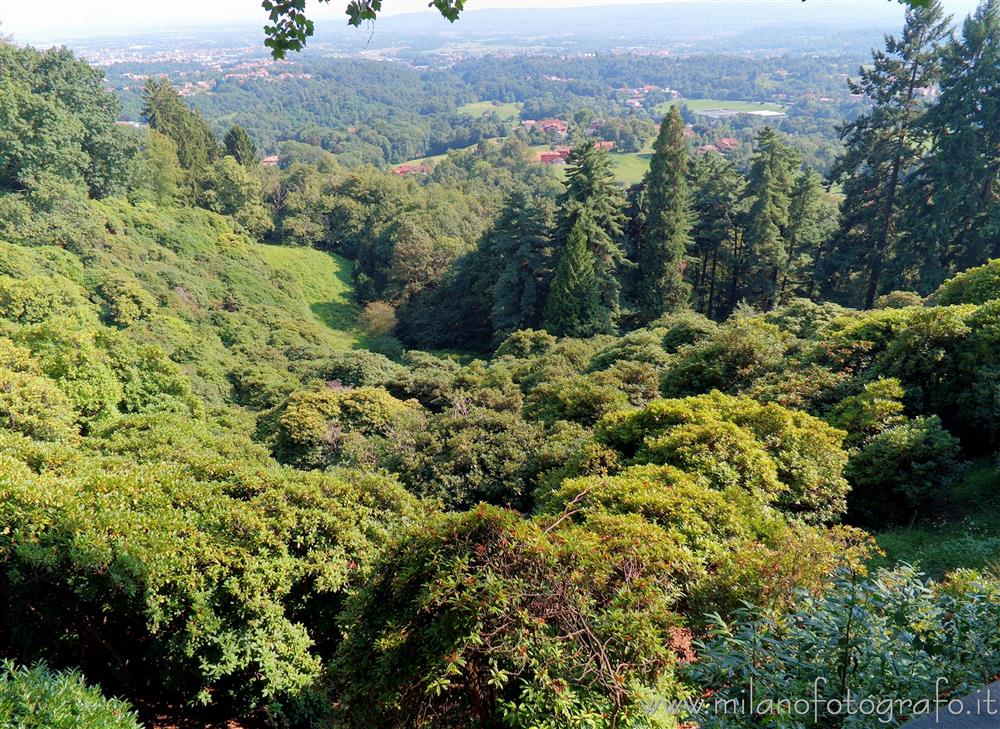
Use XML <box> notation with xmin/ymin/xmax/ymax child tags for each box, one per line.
<box><xmin>0</xmin><ymin>0</ymin><xmax>982</xmax><ymax>42</ymax></box>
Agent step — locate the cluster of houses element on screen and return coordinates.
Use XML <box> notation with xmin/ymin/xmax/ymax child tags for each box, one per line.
<box><xmin>694</xmin><ymin>137</ymin><xmax>741</xmax><ymax>155</ymax></box>
<box><xmin>619</xmin><ymin>84</ymin><xmax>679</xmax><ymax>109</ymax></box>
<box><xmin>538</xmin><ymin>139</ymin><xmax>615</xmax><ymax>164</ymax></box>
<box><xmin>520</xmin><ymin>118</ymin><xmax>569</xmax><ymax>136</ymax></box>
<box><xmin>391</xmin><ymin>162</ymin><xmax>432</xmax><ymax>176</ymax></box>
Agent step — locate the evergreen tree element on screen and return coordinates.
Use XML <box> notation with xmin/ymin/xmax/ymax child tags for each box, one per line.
<box><xmin>903</xmin><ymin>0</ymin><xmax>1000</xmax><ymax>287</ymax></box>
<box><xmin>223</xmin><ymin>125</ymin><xmax>258</xmax><ymax>167</ymax></box>
<box><xmin>688</xmin><ymin>153</ymin><xmax>744</xmax><ymax>319</ymax></box>
<box><xmin>556</xmin><ymin>140</ymin><xmax>628</xmax><ymax>329</ymax></box>
<box><xmin>142</xmin><ymin>129</ymin><xmax>183</xmax><ymax>205</ymax></box>
<box><xmin>738</xmin><ymin>127</ymin><xmax>800</xmax><ymax>310</ymax></box>
<box><xmin>490</xmin><ymin>192</ymin><xmax>556</xmax><ymax>338</ymax></box>
<box><xmin>142</xmin><ymin>78</ymin><xmax>220</xmax><ymax>199</ymax></box>
<box><xmin>784</xmin><ymin>170</ymin><xmax>838</xmax><ymax>300</ymax></box>
<box><xmin>544</xmin><ymin>212</ymin><xmax>603</xmax><ymax>338</ymax></box>
<box><xmin>823</xmin><ymin>1</ymin><xmax>951</xmax><ymax>306</ymax></box>
<box><xmin>636</xmin><ymin>107</ymin><xmax>693</xmax><ymax>322</ymax></box>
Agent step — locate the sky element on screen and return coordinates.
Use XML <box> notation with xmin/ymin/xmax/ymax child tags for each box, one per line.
<box><xmin>0</xmin><ymin>0</ymin><xmax>982</xmax><ymax>42</ymax></box>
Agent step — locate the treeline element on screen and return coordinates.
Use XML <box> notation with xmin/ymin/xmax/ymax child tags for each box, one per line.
<box><xmin>826</xmin><ymin>0</ymin><xmax>1000</xmax><ymax>305</ymax></box>
<box><xmin>105</xmin><ymin>51</ymin><xmax>864</xmax><ymax>168</ymax></box>
<box><xmin>385</xmin><ymin>0</ymin><xmax>1000</xmax><ymax>348</ymax></box>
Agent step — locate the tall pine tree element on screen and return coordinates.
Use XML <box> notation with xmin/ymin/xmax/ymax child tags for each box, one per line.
<box><xmin>903</xmin><ymin>0</ymin><xmax>999</xmax><ymax>287</ymax></box>
<box><xmin>544</xmin><ymin>211</ymin><xmax>604</xmax><ymax>338</ymax></box>
<box><xmin>784</xmin><ymin>170</ymin><xmax>838</xmax><ymax>300</ymax></box>
<box><xmin>636</xmin><ymin>106</ymin><xmax>693</xmax><ymax>322</ymax></box>
<box><xmin>555</xmin><ymin>140</ymin><xmax>628</xmax><ymax>330</ymax></box>
<box><xmin>738</xmin><ymin>127</ymin><xmax>801</xmax><ymax>311</ymax></box>
<box><xmin>489</xmin><ymin>191</ymin><xmax>556</xmax><ymax>338</ymax></box>
<box><xmin>823</xmin><ymin>0</ymin><xmax>951</xmax><ymax>306</ymax></box>
<box><xmin>688</xmin><ymin>153</ymin><xmax>744</xmax><ymax>319</ymax></box>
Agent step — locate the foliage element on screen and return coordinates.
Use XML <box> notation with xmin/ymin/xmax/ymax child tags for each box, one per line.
<box><xmin>332</xmin><ymin>505</ymin><xmax>685</xmax><ymax>728</ymax></box>
<box><xmin>0</xmin><ymin>424</ymin><xmax>420</xmax><ymax>715</ymax></box>
<box><xmin>688</xmin><ymin>566</ymin><xmax>1000</xmax><ymax>728</ymax></box>
<box><xmin>935</xmin><ymin>258</ymin><xmax>1000</xmax><ymax>305</ymax></box>
<box><xmin>265</xmin><ymin>384</ymin><xmax>415</xmax><ymax>469</ymax></box>
<box><xmin>846</xmin><ymin>415</ymin><xmax>962</xmax><ymax>526</ymax></box>
<box><xmin>0</xmin><ymin>660</ymin><xmax>140</xmax><ymax>729</ymax></box>
<box><xmin>597</xmin><ymin>392</ymin><xmax>851</xmax><ymax>522</ymax></box>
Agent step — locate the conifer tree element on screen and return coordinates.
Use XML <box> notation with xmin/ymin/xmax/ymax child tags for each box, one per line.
<box><xmin>903</xmin><ymin>0</ymin><xmax>999</xmax><ymax>287</ymax></box>
<box><xmin>544</xmin><ymin>211</ymin><xmax>603</xmax><ymax>338</ymax></box>
<box><xmin>490</xmin><ymin>192</ymin><xmax>555</xmax><ymax>337</ymax></box>
<box><xmin>556</xmin><ymin>140</ymin><xmax>628</xmax><ymax>329</ymax></box>
<box><xmin>823</xmin><ymin>0</ymin><xmax>951</xmax><ymax>306</ymax></box>
<box><xmin>223</xmin><ymin>125</ymin><xmax>258</xmax><ymax>167</ymax></box>
<box><xmin>142</xmin><ymin>78</ymin><xmax>220</xmax><ymax>200</ymax></box>
<box><xmin>636</xmin><ymin>106</ymin><xmax>693</xmax><ymax>322</ymax></box>
<box><xmin>688</xmin><ymin>153</ymin><xmax>743</xmax><ymax>319</ymax></box>
<box><xmin>784</xmin><ymin>170</ymin><xmax>838</xmax><ymax>300</ymax></box>
<box><xmin>739</xmin><ymin>127</ymin><xmax>800</xmax><ymax>310</ymax></box>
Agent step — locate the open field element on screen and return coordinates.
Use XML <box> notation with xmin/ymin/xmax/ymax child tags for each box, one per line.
<box><xmin>654</xmin><ymin>97</ymin><xmax>786</xmax><ymax>115</ymax></box>
<box><xmin>405</xmin><ymin>140</ymin><xmax>654</xmax><ymax>186</ymax></box>
<box><xmin>457</xmin><ymin>100</ymin><xmax>524</xmax><ymax>120</ymax></box>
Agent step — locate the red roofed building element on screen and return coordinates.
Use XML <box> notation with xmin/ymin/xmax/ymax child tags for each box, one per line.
<box><xmin>695</xmin><ymin>145</ymin><xmax>720</xmax><ymax>155</ymax></box>
<box><xmin>594</xmin><ymin>140</ymin><xmax>615</xmax><ymax>152</ymax></box>
<box><xmin>261</xmin><ymin>155</ymin><xmax>281</xmax><ymax>167</ymax></box>
<box><xmin>716</xmin><ymin>137</ymin><xmax>740</xmax><ymax>152</ymax></box>
<box><xmin>392</xmin><ymin>163</ymin><xmax>431</xmax><ymax>175</ymax></box>
<box><xmin>539</xmin><ymin>146</ymin><xmax>572</xmax><ymax>164</ymax></box>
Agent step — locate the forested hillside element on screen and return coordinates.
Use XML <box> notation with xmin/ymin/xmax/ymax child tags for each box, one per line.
<box><xmin>2</xmin><ymin>1</ymin><xmax>1000</xmax><ymax>726</ymax></box>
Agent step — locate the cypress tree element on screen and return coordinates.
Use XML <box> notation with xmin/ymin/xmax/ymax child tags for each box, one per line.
<box><xmin>636</xmin><ymin>106</ymin><xmax>693</xmax><ymax>322</ymax></box>
<box><xmin>823</xmin><ymin>0</ymin><xmax>951</xmax><ymax>306</ymax></box>
<box><xmin>224</xmin><ymin>125</ymin><xmax>258</xmax><ymax>167</ymax></box>
<box><xmin>544</xmin><ymin>211</ymin><xmax>603</xmax><ymax>338</ymax></box>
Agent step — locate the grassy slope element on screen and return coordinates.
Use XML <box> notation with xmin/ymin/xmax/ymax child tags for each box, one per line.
<box><xmin>458</xmin><ymin>101</ymin><xmax>523</xmax><ymax>120</ymax></box>
<box><xmin>875</xmin><ymin>459</ymin><xmax>1000</xmax><ymax>578</ymax></box>
<box><xmin>255</xmin><ymin>243</ymin><xmax>364</xmax><ymax>349</ymax></box>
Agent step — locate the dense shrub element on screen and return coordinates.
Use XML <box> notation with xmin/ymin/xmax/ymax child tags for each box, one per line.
<box><xmin>265</xmin><ymin>385</ymin><xmax>416</xmax><ymax>469</ymax></box>
<box><xmin>537</xmin><ymin>465</ymin><xmax>870</xmax><ymax>616</ymax></box>
<box><xmin>875</xmin><ymin>290</ymin><xmax>924</xmax><ymax>309</ymax></box>
<box><xmin>333</xmin><ymin>506</ymin><xmax>686</xmax><ymax>728</ymax></box>
<box><xmin>597</xmin><ymin>393</ymin><xmax>851</xmax><ymax>522</ymax></box>
<box><xmin>382</xmin><ymin>405</ymin><xmax>546</xmax><ymax>509</ymax></box>
<box><xmin>653</xmin><ymin>310</ymin><xmax>718</xmax><ymax>353</ymax></box>
<box><xmin>826</xmin><ymin>377</ymin><xmax>906</xmax><ymax>446</ymax></box>
<box><xmin>0</xmin><ymin>661</ymin><xmax>140</xmax><ymax>729</ymax></box>
<box><xmin>316</xmin><ymin>349</ymin><xmax>404</xmax><ymax>388</ymax></box>
<box><xmin>0</xmin><ymin>275</ymin><xmax>87</xmax><ymax>324</ymax></box>
<box><xmin>524</xmin><ymin>370</ymin><xmax>631</xmax><ymax>425</ymax></box>
<box><xmin>95</xmin><ymin>272</ymin><xmax>155</xmax><ymax>326</ymax></box>
<box><xmin>494</xmin><ymin>328</ymin><xmax>557</xmax><ymax>358</ymax></box>
<box><xmin>661</xmin><ymin>317</ymin><xmax>797</xmax><ymax>397</ymax></box>
<box><xmin>845</xmin><ymin>415</ymin><xmax>962</xmax><ymax>526</ymax></box>
<box><xmin>935</xmin><ymin>258</ymin><xmax>1000</xmax><ymax>305</ymax></box>
<box><xmin>0</xmin><ymin>436</ymin><xmax>421</xmax><ymax>715</ymax></box>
